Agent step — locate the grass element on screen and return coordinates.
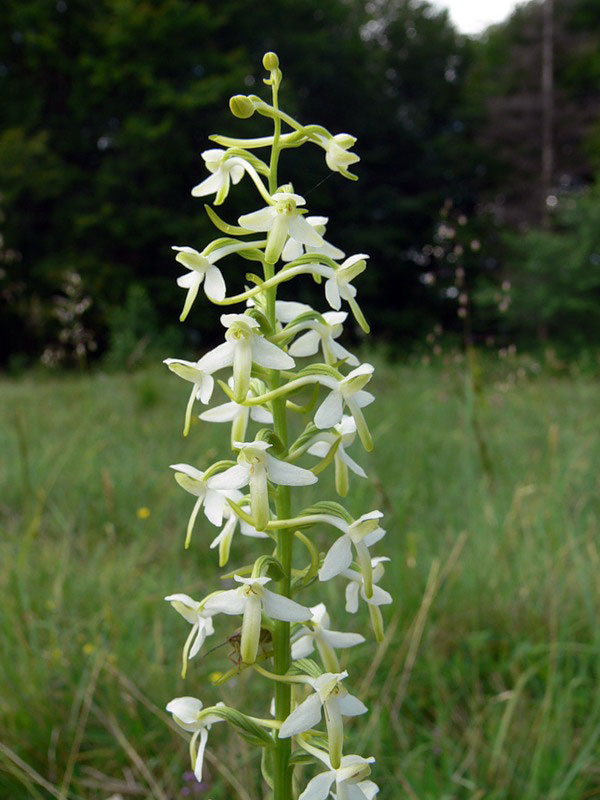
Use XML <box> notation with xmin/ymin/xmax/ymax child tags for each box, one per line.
<box><xmin>0</xmin><ymin>355</ymin><xmax>599</xmax><ymax>799</ymax></box>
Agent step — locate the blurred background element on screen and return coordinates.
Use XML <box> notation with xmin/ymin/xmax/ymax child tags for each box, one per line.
<box><xmin>1</xmin><ymin>1</ymin><xmax>599</xmax><ymax>799</ymax></box>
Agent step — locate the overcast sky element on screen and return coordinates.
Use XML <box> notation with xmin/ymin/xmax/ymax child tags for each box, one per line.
<box><xmin>434</xmin><ymin>0</ymin><xmax>523</xmax><ymax>34</ymax></box>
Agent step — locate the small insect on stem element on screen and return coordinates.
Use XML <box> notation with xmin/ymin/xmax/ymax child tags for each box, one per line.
<box><xmin>228</xmin><ymin>627</ymin><xmax>273</xmax><ymax>667</ymax></box>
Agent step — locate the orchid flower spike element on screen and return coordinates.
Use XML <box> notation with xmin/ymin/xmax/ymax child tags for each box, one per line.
<box><xmin>219</xmin><ymin>313</ymin><xmax>295</xmax><ymax>402</ymax></box>
<box><xmin>291</xmin><ymin>603</ymin><xmax>365</xmax><ymax>673</ymax></box>
<box><xmin>208</xmin><ymin>440</ymin><xmax>317</xmax><ymax>531</ymax></box>
<box><xmin>318</xmin><ymin>511</ymin><xmax>386</xmax><ymax>598</ymax></box>
<box><xmin>209</xmin><ymin>502</ymin><xmax>267</xmax><ymax>567</ymax></box>
<box><xmin>199</xmin><ymin>377</ymin><xmax>273</xmax><ymax>447</ymax></box>
<box><xmin>170</xmin><ymin>463</ymin><xmax>243</xmax><ymax>548</ymax></box>
<box><xmin>298</xmin><ymin>748</ymin><xmax>378</xmax><ymax>800</ymax></box>
<box><xmin>281</xmin><ymin>216</ymin><xmax>345</xmax><ymax>262</ymax></box>
<box><xmin>314</xmin><ymin>363</ymin><xmax>375</xmax><ymax>451</ymax></box>
<box><xmin>166</xmin><ymin>697</ymin><xmax>224</xmax><ymax>782</ymax></box>
<box><xmin>239</xmin><ymin>191</ymin><xmax>324</xmax><ymax>265</ymax></box>
<box><xmin>191</xmin><ymin>148</ymin><xmax>247</xmax><ymax>204</ymax></box>
<box><xmin>203</xmin><ymin>575</ymin><xmax>311</xmax><ymax>664</ymax></box>
<box><xmin>165</xmin><ymin>593</ymin><xmax>215</xmax><ymax>674</ymax></box>
<box><xmin>308</xmin><ymin>416</ymin><xmax>366</xmax><ymax>496</ymax></box>
<box><xmin>278</xmin><ymin>671</ymin><xmax>367</xmax><ymax>768</ymax></box>
<box><xmin>289</xmin><ymin>311</ymin><xmax>359</xmax><ymax>367</ymax></box>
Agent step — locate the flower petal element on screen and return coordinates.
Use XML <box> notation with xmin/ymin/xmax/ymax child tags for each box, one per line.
<box><xmin>289</xmin><ymin>213</ymin><xmax>325</xmax><ymax>246</ymax></box>
<box><xmin>337</xmin><ymin>693</ymin><xmax>368</xmax><ymax>717</ymax></box>
<box><xmin>251</xmin><ymin>335</ymin><xmax>295</xmax><ymax>370</ymax></box>
<box><xmin>203</xmin><ymin>589</ymin><xmax>246</xmax><ymax>616</ymax></box>
<box><xmin>207</xmin><ymin>464</ymin><xmax>251</xmax><ymax>490</ymax></box>
<box><xmin>319</xmin><ymin>535</ymin><xmax>353</xmax><ymax>582</ymax></box>
<box><xmin>238</xmin><ymin>206</ymin><xmax>274</xmax><ymax>232</ymax></box>
<box><xmin>298</xmin><ymin>770</ymin><xmax>336</xmax><ymax>800</ymax></box>
<box><xmin>266</xmin><ymin>454</ymin><xmax>318</xmax><ymax>487</ymax></box>
<box><xmin>289</xmin><ymin>330</ymin><xmax>320</xmax><ymax>358</ymax></box>
<box><xmin>262</xmin><ymin>589</ymin><xmax>312</xmax><ymax>622</ymax></box>
<box><xmin>314</xmin><ymin>390</ymin><xmax>344</xmax><ymax>430</ymax></box>
<box><xmin>204</xmin><ymin>265</ymin><xmax>226</xmax><ymax>302</ymax></box>
<box><xmin>279</xmin><ymin>693</ymin><xmax>323</xmax><ymax>738</ymax></box>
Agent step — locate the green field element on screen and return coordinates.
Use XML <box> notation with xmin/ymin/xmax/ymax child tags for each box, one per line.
<box><xmin>1</xmin><ymin>357</ymin><xmax>599</xmax><ymax>799</ymax></box>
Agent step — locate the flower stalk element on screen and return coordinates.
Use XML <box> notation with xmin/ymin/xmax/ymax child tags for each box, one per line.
<box><xmin>164</xmin><ymin>52</ymin><xmax>390</xmax><ymax>800</ymax></box>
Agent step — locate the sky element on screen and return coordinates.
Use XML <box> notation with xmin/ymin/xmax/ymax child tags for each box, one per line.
<box><xmin>434</xmin><ymin>0</ymin><xmax>522</xmax><ymax>34</ymax></box>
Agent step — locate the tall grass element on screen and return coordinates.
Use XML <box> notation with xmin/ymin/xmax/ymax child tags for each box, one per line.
<box><xmin>0</xmin><ymin>357</ymin><xmax>598</xmax><ymax>799</ymax></box>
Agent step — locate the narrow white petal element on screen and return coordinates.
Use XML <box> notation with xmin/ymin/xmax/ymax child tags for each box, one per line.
<box><xmin>266</xmin><ymin>454</ymin><xmax>318</xmax><ymax>487</ymax></box>
<box><xmin>193</xmin><ymin>728</ymin><xmax>209</xmax><ymax>782</ymax></box>
<box><xmin>319</xmin><ymin>535</ymin><xmax>353</xmax><ymax>582</ymax></box>
<box><xmin>340</xmin><ymin>449</ymin><xmax>367</xmax><ymax>478</ymax></box>
<box><xmin>203</xmin><ymin>589</ymin><xmax>246</xmax><ymax>616</ymax></box>
<box><xmin>197</xmin><ymin>341</ymin><xmax>234</xmax><ymax>373</ymax></box>
<box><xmin>191</xmin><ymin>171</ymin><xmax>224</xmax><ymax>197</ymax></box>
<box><xmin>281</xmin><ymin>237</ymin><xmax>304</xmax><ymax>262</ymax></box>
<box><xmin>204</xmin><ymin>265</ymin><xmax>226</xmax><ymax>302</ymax></box>
<box><xmin>250</xmin><ymin>405</ymin><xmax>273</xmax><ymax>424</ymax></box>
<box><xmin>279</xmin><ymin>693</ymin><xmax>323</xmax><ymax>738</ymax></box>
<box><xmin>289</xmin><ymin>330</ymin><xmax>320</xmax><ymax>358</ymax></box>
<box><xmin>203</xmin><ymin>488</ymin><xmax>227</xmax><ymax>527</ymax></box>
<box><xmin>337</xmin><ymin>693</ymin><xmax>368</xmax><ymax>717</ymax></box>
<box><xmin>322</xmin><ymin>630</ymin><xmax>365</xmax><ymax>649</ymax></box>
<box><xmin>251</xmin><ymin>335</ymin><xmax>295</xmax><ymax>369</ymax></box>
<box><xmin>298</xmin><ymin>770</ymin><xmax>336</xmax><ymax>800</ymax></box>
<box><xmin>314</xmin><ymin>390</ymin><xmax>344</xmax><ymax>429</ymax></box>
<box><xmin>262</xmin><ymin>589</ymin><xmax>312</xmax><ymax>622</ymax></box>
<box><xmin>199</xmin><ymin>401</ymin><xmax>240</xmax><ymax>423</ymax></box>
<box><xmin>238</xmin><ymin>206</ymin><xmax>275</xmax><ymax>232</ymax></box>
<box><xmin>166</xmin><ymin>696</ymin><xmax>202</xmax><ymax>724</ymax></box>
<box><xmin>325</xmin><ymin>278</ymin><xmax>341</xmax><ymax>310</ymax></box>
<box><xmin>289</xmin><ymin>213</ymin><xmax>325</xmax><ymax>246</ymax></box>
<box><xmin>291</xmin><ymin>634</ymin><xmax>315</xmax><ymax>660</ymax></box>
<box><xmin>345</xmin><ymin>582</ymin><xmax>360</xmax><ymax>613</ymax></box>
<box><xmin>207</xmin><ymin>464</ymin><xmax>251</xmax><ymax>490</ymax></box>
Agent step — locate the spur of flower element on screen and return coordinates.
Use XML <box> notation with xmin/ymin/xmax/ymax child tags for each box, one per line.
<box><xmin>166</xmin><ymin>697</ymin><xmax>224</xmax><ymax>782</ymax></box>
<box><xmin>298</xmin><ymin>746</ymin><xmax>378</xmax><ymax>800</ymax></box>
<box><xmin>208</xmin><ymin>440</ymin><xmax>317</xmax><ymax>531</ymax></box>
<box><xmin>203</xmin><ymin>575</ymin><xmax>311</xmax><ymax>664</ymax></box>
<box><xmin>239</xmin><ymin>191</ymin><xmax>324</xmax><ymax>265</ymax></box>
<box><xmin>278</xmin><ymin>671</ymin><xmax>367</xmax><ymax>768</ymax></box>
<box><xmin>170</xmin><ymin>463</ymin><xmax>243</xmax><ymax>548</ymax></box>
<box><xmin>291</xmin><ymin>603</ymin><xmax>364</xmax><ymax>673</ymax></box>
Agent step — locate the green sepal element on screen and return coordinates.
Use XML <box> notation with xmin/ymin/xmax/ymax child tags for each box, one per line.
<box><xmin>204</xmin><ymin>205</ymin><xmax>254</xmax><ymax>236</ymax></box>
<box><xmin>286</xmin><ymin>383</ymin><xmax>321</xmax><ymax>416</ymax></box>
<box><xmin>224</xmin><ymin>148</ymin><xmax>270</xmax><ymax>175</ymax></box>
<box><xmin>288</xmin><ymin>749</ymin><xmax>318</xmax><ymax>767</ymax></box>
<box><xmin>288</xmin><ymin>422</ymin><xmax>320</xmax><ymax>457</ymax></box>
<box><xmin>300</xmin><ymin>500</ymin><xmax>354</xmax><ymax>525</ymax></box>
<box><xmin>202</xmin><ymin>460</ymin><xmax>237</xmax><ymax>480</ymax></box>
<box><xmin>310</xmin><ymin>438</ymin><xmax>340</xmax><ymax>475</ymax></box>
<box><xmin>291</xmin><ymin>530</ymin><xmax>320</xmax><ymax>593</ymax></box>
<box><xmin>203</xmin><ymin>236</ymin><xmax>247</xmax><ymax>256</ymax></box>
<box><xmin>296</xmin><ymin>362</ymin><xmax>342</xmax><ymax>381</ymax></box>
<box><xmin>252</xmin><ymin>554</ymin><xmax>285</xmax><ymax>582</ymax></box>
<box><xmin>288</xmin><ymin>658</ymin><xmax>322</xmax><ymax>679</ymax></box>
<box><xmin>256</xmin><ymin>427</ymin><xmax>285</xmax><ymax>453</ymax></box>
<box><xmin>197</xmin><ymin>706</ymin><xmax>274</xmax><ymax>748</ymax></box>
<box><xmin>246</xmin><ymin>308</ymin><xmax>273</xmax><ymax>335</ymax></box>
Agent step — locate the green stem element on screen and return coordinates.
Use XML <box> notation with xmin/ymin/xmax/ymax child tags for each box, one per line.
<box><xmin>267</xmin><ymin>78</ymin><xmax>294</xmax><ymax>800</ymax></box>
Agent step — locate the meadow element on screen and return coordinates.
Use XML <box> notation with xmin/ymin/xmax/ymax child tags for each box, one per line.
<box><xmin>1</xmin><ymin>354</ymin><xmax>599</xmax><ymax>800</ymax></box>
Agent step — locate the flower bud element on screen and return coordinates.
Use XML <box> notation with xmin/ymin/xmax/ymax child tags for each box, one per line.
<box><xmin>262</xmin><ymin>51</ymin><xmax>279</xmax><ymax>71</ymax></box>
<box><xmin>229</xmin><ymin>94</ymin><xmax>255</xmax><ymax>119</ymax></box>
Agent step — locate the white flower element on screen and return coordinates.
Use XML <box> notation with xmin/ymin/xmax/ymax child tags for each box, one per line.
<box><xmin>315</xmin><ymin>133</ymin><xmax>360</xmax><ymax>179</ymax></box>
<box><xmin>170</xmin><ymin>463</ymin><xmax>243</xmax><ymax>548</ymax></box>
<box><xmin>314</xmin><ymin>363</ymin><xmax>375</xmax><ymax>451</ymax></box>
<box><xmin>342</xmin><ymin>558</ymin><xmax>392</xmax><ymax>613</ymax></box>
<box><xmin>291</xmin><ymin>603</ymin><xmax>364</xmax><ymax>672</ymax></box>
<box><xmin>239</xmin><ymin>192</ymin><xmax>324</xmax><ymax>265</ymax></box>
<box><xmin>289</xmin><ymin>311</ymin><xmax>358</xmax><ymax>367</ymax></box>
<box><xmin>199</xmin><ymin>377</ymin><xmax>273</xmax><ymax>447</ymax></box>
<box><xmin>278</xmin><ymin>671</ymin><xmax>367</xmax><ymax>768</ymax></box>
<box><xmin>166</xmin><ymin>697</ymin><xmax>224</xmax><ymax>782</ymax></box>
<box><xmin>191</xmin><ymin>148</ymin><xmax>246</xmax><ymax>204</ymax></box>
<box><xmin>208</xmin><ymin>440</ymin><xmax>317</xmax><ymax>531</ymax></box>
<box><xmin>322</xmin><ymin>255</ymin><xmax>368</xmax><ymax>312</ymax></box>
<box><xmin>281</xmin><ymin>216</ymin><xmax>345</xmax><ymax>262</ymax></box>
<box><xmin>209</xmin><ymin>502</ymin><xmax>268</xmax><ymax>567</ymax></box>
<box><xmin>299</xmin><ymin>750</ymin><xmax>377</xmax><ymax>800</ymax></box>
<box><xmin>164</xmin><ymin>346</ymin><xmax>231</xmax><ymax>436</ymax></box>
<box><xmin>308</xmin><ymin>416</ymin><xmax>366</xmax><ymax>496</ymax></box>
<box><xmin>165</xmin><ymin>593</ymin><xmax>215</xmax><ymax>668</ymax></box>
<box><xmin>218</xmin><ymin>313</ymin><xmax>295</xmax><ymax>402</ymax></box>
<box><xmin>203</xmin><ymin>575</ymin><xmax>311</xmax><ymax>664</ymax></box>
<box><xmin>318</xmin><ymin>511</ymin><xmax>386</xmax><ymax>598</ymax></box>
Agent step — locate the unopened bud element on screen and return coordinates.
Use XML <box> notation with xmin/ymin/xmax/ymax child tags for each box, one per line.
<box><xmin>229</xmin><ymin>95</ymin><xmax>255</xmax><ymax>119</ymax></box>
<box><xmin>262</xmin><ymin>52</ymin><xmax>279</xmax><ymax>71</ymax></box>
